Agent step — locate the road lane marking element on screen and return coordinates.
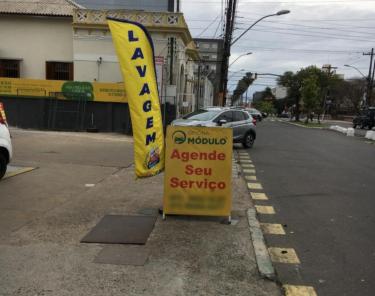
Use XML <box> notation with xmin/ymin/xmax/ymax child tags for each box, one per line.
<box><xmin>245</xmin><ymin>175</ymin><xmax>257</xmax><ymax>181</ymax></box>
<box><xmin>243</xmin><ymin>169</ymin><xmax>256</xmax><ymax>174</ymax></box>
<box><xmin>260</xmin><ymin>223</ymin><xmax>286</xmax><ymax>235</ymax></box>
<box><xmin>250</xmin><ymin>192</ymin><xmax>268</xmax><ymax>200</ymax></box>
<box><xmin>268</xmin><ymin>247</ymin><xmax>300</xmax><ymax>264</ymax></box>
<box><xmin>247</xmin><ymin>182</ymin><xmax>263</xmax><ymax>190</ymax></box>
<box><xmin>255</xmin><ymin>205</ymin><xmax>275</xmax><ymax>214</ymax></box>
<box><xmin>240</xmin><ymin>159</ymin><xmax>252</xmax><ymax>163</ymax></box>
<box><xmin>283</xmin><ymin>285</ymin><xmax>317</xmax><ymax>296</ymax></box>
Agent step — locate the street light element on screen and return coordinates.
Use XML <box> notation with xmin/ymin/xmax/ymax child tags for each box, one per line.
<box><xmin>231</xmin><ymin>10</ymin><xmax>290</xmax><ymax>45</ymax></box>
<box><xmin>229</xmin><ymin>52</ymin><xmax>252</xmax><ymax>67</ymax></box>
<box><xmin>344</xmin><ymin>64</ymin><xmax>366</xmax><ymax>78</ymax></box>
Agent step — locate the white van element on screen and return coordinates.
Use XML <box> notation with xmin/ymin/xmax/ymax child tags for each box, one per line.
<box><xmin>0</xmin><ymin>103</ymin><xmax>12</xmax><ymax>179</ymax></box>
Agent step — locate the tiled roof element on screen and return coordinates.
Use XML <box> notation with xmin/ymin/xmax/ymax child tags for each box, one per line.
<box><xmin>0</xmin><ymin>0</ymin><xmax>84</xmax><ymax>16</ymax></box>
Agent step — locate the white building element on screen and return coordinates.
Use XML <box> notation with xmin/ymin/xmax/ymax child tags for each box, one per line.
<box><xmin>0</xmin><ymin>0</ymin><xmax>200</xmax><ymax>112</ymax></box>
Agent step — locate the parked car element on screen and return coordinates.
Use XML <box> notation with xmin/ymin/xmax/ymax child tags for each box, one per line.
<box><xmin>172</xmin><ymin>107</ymin><xmax>257</xmax><ymax>148</ymax></box>
<box><xmin>353</xmin><ymin>107</ymin><xmax>375</xmax><ymax>129</ymax></box>
<box><xmin>0</xmin><ymin>103</ymin><xmax>12</xmax><ymax>179</ymax></box>
<box><xmin>245</xmin><ymin>108</ymin><xmax>262</xmax><ymax>121</ymax></box>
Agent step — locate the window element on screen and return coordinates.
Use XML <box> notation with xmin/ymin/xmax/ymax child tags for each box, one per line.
<box><xmin>203</xmin><ymin>43</ymin><xmax>209</xmax><ymax>49</ymax></box>
<box><xmin>215</xmin><ymin>111</ymin><xmax>233</xmax><ymax>123</ymax></box>
<box><xmin>0</xmin><ymin>59</ymin><xmax>20</xmax><ymax>78</ymax></box>
<box><xmin>233</xmin><ymin>111</ymin><xmax>245</xmax><ymax>122</ymax></box>
<box><xmin>46</xmin><ymin>62</ymin><xmax>73</xmax><ymax>80</ymax></box>
<box><xmin>211</xmin><ymin>65</ymin><xmax>216</xmax><ymax>71</ymax></box>
<box><xmin>183</xmin><ymin>109</ymin><xmax>221</xmax><ymax>121</ymax></box>
<box><xmin>211</xmin><ymin>54</ymin><xmax>217</xmax><ymax>60</ymax></box>
<box><xmin>202</xmin><ymin>55</ymin><xmax>210</xmax><ymax>61</ymax></box>
<box><xmin>211</xmin><ymin>43</ymin><xmax>218</xmax><ymax>49</ymax></box>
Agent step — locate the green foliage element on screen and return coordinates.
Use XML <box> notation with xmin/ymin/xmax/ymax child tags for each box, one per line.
<box><xmin>232</xmin><ymin>72</ymin><xmax>255</xmax><ymax>104</ymax></box>
<box><xmin>277</xmin><ymin>65</ymin><xmax>344</xmax><ymax>120</ymax></box>
<box><xmin>301</xmin><ymin>75</ymin><xmax>320</xmax><ymax>113</ymax></box>
<box><xmin>260</xmin><ymin>87</ymin><xmax>275</xmax><ymax>100</ymax></box>
<box><xmin>253</xmin><ymin>100</ymin><xmax>275</xmax><ymax>114</ymax></box>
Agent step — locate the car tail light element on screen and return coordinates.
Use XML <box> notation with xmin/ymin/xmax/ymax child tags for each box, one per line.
<box><xmin>252</xmin><ymin>118</ymin><xmax>257</xmax><ymax>125</ymax></box>
<box><xmin>0</xmin><ymin>103</ymin><xmax>7</xmax><ymax>125</ymax></box>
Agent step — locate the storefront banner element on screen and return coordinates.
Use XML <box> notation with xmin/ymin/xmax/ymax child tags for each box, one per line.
<box><xmin>108</xmin><ymin>18</ymin><xmax>164</xmax><ymax>177</ymax></box>
<box><xmin>0</xmin><ymin>78</ymin><xmax>127</xmax><ymax>103</ymax></box>
<box><xmin>164</xmin><ymin>126</ymin><xmax>232</xmax><ymax>217</ymax></box>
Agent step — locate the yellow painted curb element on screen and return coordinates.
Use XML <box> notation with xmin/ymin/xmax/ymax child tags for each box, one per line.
<box><xmin>243</xmin><ymin>163</ymin><xmax>255</xmax><ymax>168</ymax></box>
<box><xmin>255</xmin><ymin>205</ymin><xmax>275</xmax><ymax>214</ymax></box>
<box><xmin>250</xmin><ymin>192</ymin><xmax>268</xmax><ymax>200</ymax></box>
<box><xmin>241</xmin><ymin>164</ymin><xmax>254</xmax><ymax>168</ymax></box>
<box><xmin>260</xmin><ymin>223</ymin><xmax>286</xmax><ymax>235</ymax></box>
<box><xmin>283</xmin><ymin>285</ymin><xmax>317</xmax><ymax>296</ymax></box>
<box><xmin>243</xmin><ymin>169</ymin><xmax>256</xmax><ymax>174</ymax></box>
<box><xmin>3</xmin><ymin>167</ymin><xmax>36</xmax><ymax>179</ymax></box>
<box><xmin>245</xmin><ymin>175</ymin><xmax>257</xmax><ymax>181</ymax></box>
<box><xmin>268</xmin><ymin>247</ymin><xmax>300</xmax><ymax>264</ymax></box>
<box><xmin>247</xmin><ymin>182</ymin><xmax>263</xmax><ymax>190</ymax></box>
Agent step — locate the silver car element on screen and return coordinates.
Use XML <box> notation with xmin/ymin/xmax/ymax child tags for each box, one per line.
<box><xmin>172</xmin><ymin>107</ymin><xmax>256</xmax><ymax>148</ymax></box>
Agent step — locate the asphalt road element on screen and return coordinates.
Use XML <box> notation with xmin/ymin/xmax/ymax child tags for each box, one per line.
<box><xmin>0</xmin><ymin>129</ymin><xmax>134</xmax><ymax>239</ymax></box>
<box><xmin>249</xmin><ymin>120</ymin><xmax>375</xmax><ymax>296</ymax></box>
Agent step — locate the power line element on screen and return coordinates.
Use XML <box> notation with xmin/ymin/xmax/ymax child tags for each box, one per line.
<box><xmin>196</xmin><ymin>14</ymin><xmax>221</xmax><ymax>37</ymax></box>
<box><xmin>186</xmin><ymin>0</ymin><xmax>375</xmax><ymax>3</ymax></box>
<box><xmin>233</xmin><ymin>28</ymin><xmax>375</xmax><ymax>43</ymax></box>
<box><xmin>234</xmin><ymin>46</ymin><xmax>363</xmax><ymax>54</ymax></box>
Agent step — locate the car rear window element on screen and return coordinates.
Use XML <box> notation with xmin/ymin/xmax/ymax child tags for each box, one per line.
<box><xmin>183</xmin><ymin>109</ymin><xmax>221</xmax><ymax>121</ymax></box>
<box><xmin>233</xmin><ymin>111</ymin><xmax>245</xmax><ymax>121</ymax></box>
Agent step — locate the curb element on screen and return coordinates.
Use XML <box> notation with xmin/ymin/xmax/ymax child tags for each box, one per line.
<box><xmin>276</xmin><ymin>119</ymin><xmax>325</xmax><ymax>129</ymax></box>
<box><xmin>247</xmin><ymin>208</ymin><xmax>276</xmax><ymax>280</ymax></box>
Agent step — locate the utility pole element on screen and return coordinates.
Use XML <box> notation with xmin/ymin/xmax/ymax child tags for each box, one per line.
<box><xmin>196</xmin><ymin>64</ymin><xmax>201</xmax><ymax>111</ymax></box>
<box><xmin>322</xmin><ymin>64</ymin><xmax>337</xmax><ymax>120</ymax></box>
<box><xmin>363</xmin><ymin>48</ymin><xmax>374</xmax><ymax>107</ymax></box>
<box><xmin>219</xmin><ymin>0</ymin><xmax>237</xmax><ymax>106</ymax></box>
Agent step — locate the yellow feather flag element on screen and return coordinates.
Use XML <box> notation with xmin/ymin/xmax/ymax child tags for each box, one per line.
<box><xmin>108</xmin><ymin>18</ymin><xmax>164</xmax><ymax>177</ymax></box>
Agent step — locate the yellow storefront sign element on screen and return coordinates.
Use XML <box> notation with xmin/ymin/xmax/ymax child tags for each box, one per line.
<box><xmin>0</xmin><ymin>77</ymin><xmax>127</xmax><ymax>103</ymax></box>
<box><xmin>164</xmin><ymin>126</ymin><xmax>232</xmax><ymax>217</ymax></box>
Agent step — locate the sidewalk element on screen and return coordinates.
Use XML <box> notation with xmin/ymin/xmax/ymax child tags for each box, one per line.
<box><xmin>0</xmin><ymin>148</ymin><xmax>280</xmax><ymax>295</ymax></box>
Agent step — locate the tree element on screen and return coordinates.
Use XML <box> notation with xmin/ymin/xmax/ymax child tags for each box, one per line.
<box><xmin>260</xmin><ymin>87</ymin><xmax>275</xmax><ymax>101</ymax></box>
<box><xmin>253</xmin><ymin>100</ymin><xmax>275</xmax><ymax>115</ymax></box>
<box><xmin>278</xmin><ymin>71</ymin><xmax>302</xmax><ymax>121</ymax></box>
<box><xmin>278</xmin><ymin>65</ymin><xmax>342</xmax><ymax>121</ymax></box>
<box><xmin>330</xmin><ymin>78</ymin><xmax>366</xmax><ymax>114</ymax></box>
<box><xmin>301</xmin><ymin>76</ymin><xmax>320</xmax><ymax>123</ymax></box>
<box><xmin>232</xmin><ymin>72</ymin><xmax>255</xmax><ymax>105</ymax></box>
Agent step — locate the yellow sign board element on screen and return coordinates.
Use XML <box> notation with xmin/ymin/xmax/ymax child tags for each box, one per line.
<box><xmin>0</xmin><ymin>78</ymin><xmax>127</xmax><ymax>103</ymax></box>
<box><xmin>164</xmin><ymin>126</ymin><xmax>232</xmax><ymax>217</ymax></box>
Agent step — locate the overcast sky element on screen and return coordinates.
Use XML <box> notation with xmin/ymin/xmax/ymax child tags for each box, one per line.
<box><xmin>181</xmin><ymin>0</ymin><xmax>375</xmax><ymax>99</ymax></box>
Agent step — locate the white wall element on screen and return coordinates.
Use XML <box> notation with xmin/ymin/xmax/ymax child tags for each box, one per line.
<box><xmin>73</xmin><ymin>29</ymin><xmax>172</xmax><ymax>84</ymax></box>
<box><xmin>0</xmin><ymin>15</ymin><xmax>73</xmax><ymax>79</ymax></box>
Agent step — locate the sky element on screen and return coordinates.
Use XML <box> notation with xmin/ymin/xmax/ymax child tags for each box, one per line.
<box><xmin>181</xmin><ymin>0</ymin><xmax>375</xmax><ymax>99</ymax></box>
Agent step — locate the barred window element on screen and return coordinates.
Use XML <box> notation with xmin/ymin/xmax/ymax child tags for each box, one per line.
<box><xmin>46</xmin><ymin>62</ymin><xmax>73</xmax><ymax>81</ymax></box>
<box><xmin>0</xmin><ymin>59</ymin><xmax>20</xmax><ymax>78</ymax></box>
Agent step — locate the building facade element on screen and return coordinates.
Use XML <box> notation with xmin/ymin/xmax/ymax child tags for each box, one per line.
<box><xmin>193</xmin><ymin>38</ymin><xmax>224</xmax><ymax>106</ymax></box>
<box><xmin>74</xmin><ymin>0</ymin><xmax>180</xmax><ymax>12</ymax></box>
<box><xmin>0</xmin><ymin>0</ymin><xmax>199</xmax><ymax>131</ymax></box>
